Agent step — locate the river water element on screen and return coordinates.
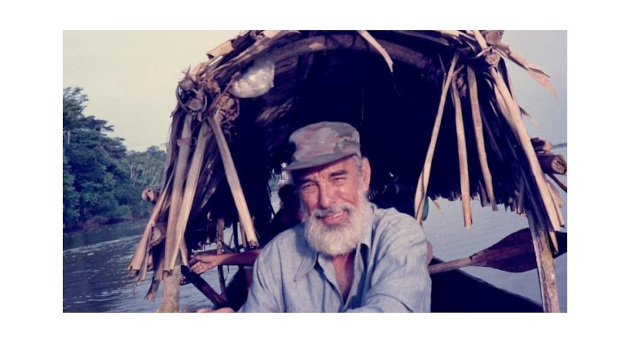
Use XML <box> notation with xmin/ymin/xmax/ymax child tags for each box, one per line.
<box><xmin>63</xmin><ymin>218</ymin><xmax>236</xmax><ymax>312</ymax></box>
<box><xmin>63</xmin><ymin>158</ymin><xmax>567</xmax><ymax>313</ymax></box>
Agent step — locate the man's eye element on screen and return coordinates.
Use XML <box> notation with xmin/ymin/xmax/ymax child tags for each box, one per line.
<box><xmin>300</xmin><ymin>183</ymin><xmax>316</xmax><ymax>193</ymax></box>
<box><xmin>331</xmin><ymin>176</ymin><xmax>346</xmax><ymax>184</ymax></box>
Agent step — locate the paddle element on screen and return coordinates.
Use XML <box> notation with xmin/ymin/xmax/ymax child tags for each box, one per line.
<box><xmin>428</xmin><ymin>228</ymin><xmax>567</xmax><ymax>274</ymax></box>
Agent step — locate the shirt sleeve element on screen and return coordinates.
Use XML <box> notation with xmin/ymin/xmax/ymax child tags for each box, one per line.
<box><xmin>346</xmin><ymin>213</ymin><xmax>431</xmax><ymax>312</ymax></box>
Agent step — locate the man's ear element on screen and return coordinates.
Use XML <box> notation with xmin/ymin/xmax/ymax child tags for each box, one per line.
<box><xmin>361</xmin><ymin>157</ymin><xmax>371</xmax><ymax>190</ymax></box>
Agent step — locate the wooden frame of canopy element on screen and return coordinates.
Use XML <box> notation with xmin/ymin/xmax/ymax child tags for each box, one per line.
<box><xmin>128</xmin><ymin>30</ymin><xmax>567</xmax><ymax>312</ymax></box>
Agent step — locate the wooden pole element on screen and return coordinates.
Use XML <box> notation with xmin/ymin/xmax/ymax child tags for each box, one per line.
<box><xmin>233</xmin><ymin>221</ymin><xmax>242</xmax><ymax>251</ymax></box>
<box><xmin>163</xmin><ymin>114</ymin><xmax>193</xmax><ymax>273</ymax></box>
<box><xmin>527</xmin><ymin>213</ymin><xmax>560</xmax><ymax>312</ymax></box>
<box><xmin>216</xmin><ymin>217</ymin><xmax>227</xmax><ymax>295</ymax></box>
<box><xmin>208</xmin><ymin>99</ymin><xmax>259</xmax><ymax>248</ymax></box>
<box><xmin>451</xmin><ymin>80</ymin><xmax>472</xmax><ymax>228</ymax></box>
<box><xmin>167</xmin><ymin>120</ymin><xmax>212</xmax><ymax>270</ymax></box>
<box><xmin>180</xmin><ymin>266</ymin><xmax>227</xmax><ymax>307</ymax></box>
<box><xmin>157</xmin><ymin>256</ymin><xmax>181</xmax><ymax>313</ymax></box>
<box><xmin>429</xmin><ymin>256</ymin><xmax>472</xmax><ymax>274</ymax></box>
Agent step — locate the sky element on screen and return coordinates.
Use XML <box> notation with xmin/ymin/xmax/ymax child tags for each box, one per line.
<box><xmin>63</xmin><ymin>30</ymin><xmax>567</xmax><ymax>152</ymax></box>
<box><xmin>63</xmin><ymin>30</ymin><xmax>241</xmax><ymax>151</ymax></box>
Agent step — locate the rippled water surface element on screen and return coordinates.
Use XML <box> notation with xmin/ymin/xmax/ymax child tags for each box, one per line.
<box><xmin>63</xmin><ymin>219</ymin><xmax>232</xmax><ymax>312</ymax></box>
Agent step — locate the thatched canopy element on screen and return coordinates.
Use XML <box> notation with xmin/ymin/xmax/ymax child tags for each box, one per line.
<box><xmin>128</xmin><ymin>30</ymin><xmax>566</xmax><ymax>311</ymax></box>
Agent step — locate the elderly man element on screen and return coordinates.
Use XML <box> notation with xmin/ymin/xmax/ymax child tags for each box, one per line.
<box><xmin>212</xmin><ymin>121</ymin><xmax>431</xmax><ymax>312</ymax></box>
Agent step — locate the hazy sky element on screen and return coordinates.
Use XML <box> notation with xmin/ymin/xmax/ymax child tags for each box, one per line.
<box><xmin>63</xmin><ymin>30</ymin><xmax>567</xmax><ymax>152</ymax></box>
<box><xmin>63</xmin><ymin>30</ymin><xmax>241</xmax><ymax>151</ymax></box>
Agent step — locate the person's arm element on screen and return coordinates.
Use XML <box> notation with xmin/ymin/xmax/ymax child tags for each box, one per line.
<box><xmin>346</xmin><ymin>215</ymin><xmax>431</xmax><ymax>313</ymax></box>
<box><xmin>190</xmin><ymin>250</ymin><xmax>261</xmax><ymax>275</ymax></box>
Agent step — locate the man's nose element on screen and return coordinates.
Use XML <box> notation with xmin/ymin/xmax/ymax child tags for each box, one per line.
<box><xmin>317</xmin><ymin>183</ymin><xmax>334</xmax><ymax>208</ymax></box>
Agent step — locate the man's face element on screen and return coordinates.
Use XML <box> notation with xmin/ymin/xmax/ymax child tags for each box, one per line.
<box><xmin>293</xmin><ymin>156</ymin><xmax>370</xmax><ymax>221</ymax></box>
<box><xmin>292</xmin><ymin>156</ymin><xmax>371</xmax><ymax>256</ymax></box>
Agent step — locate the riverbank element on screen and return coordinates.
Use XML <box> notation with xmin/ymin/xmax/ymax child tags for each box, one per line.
<box><xmin>63</xmin><ymin>214</ymin><xmax>151</xmax><ymax>234</ymax></box>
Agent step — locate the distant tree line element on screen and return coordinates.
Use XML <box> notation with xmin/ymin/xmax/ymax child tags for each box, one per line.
<box><xmin>63</xmin><ymin>87</ymin><xmax>166</xmax><ymax>232</ymax></box>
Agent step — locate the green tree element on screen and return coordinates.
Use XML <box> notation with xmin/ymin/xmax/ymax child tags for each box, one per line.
<box><xmin>63</xmin><ymin>87</ymin><xmax>167</xmax><ymax>231</ymax></box>
<box><xmin>118</xmin><ymin>146</ymin><xmax>167</xmax><ymax>218</ymax></box>
<box><xmin>122</xmin><ymin>146</ymin><xmax>166</xmax><ymax>192</ymax></box>
<box><xmin>63</xmin><ymin>87</ymin><xmax>131</xmax><ymax>230</ymax></box>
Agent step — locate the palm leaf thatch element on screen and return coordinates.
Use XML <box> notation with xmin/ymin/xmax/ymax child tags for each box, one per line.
<box><xmin>127</xmin><ymin>30</ymin><xmax>567</xmax><ymax>312</ymax></box>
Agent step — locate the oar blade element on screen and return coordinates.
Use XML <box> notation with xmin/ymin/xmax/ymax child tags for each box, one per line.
<box><xmin>428</xmin><ymin>228</ymin><xmax>567</xmax><ymax>274</ymax></box>
<box><xmin>474</xmin><ymin>228</ymin><xmax>567</xmax><ymax>273</ymax></box>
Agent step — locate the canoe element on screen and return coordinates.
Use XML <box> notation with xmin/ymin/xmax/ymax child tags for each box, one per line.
<box><xmin>430</xmin><ymin>258</ymin><xmax>544</xmax><ymax>312</ymax></box>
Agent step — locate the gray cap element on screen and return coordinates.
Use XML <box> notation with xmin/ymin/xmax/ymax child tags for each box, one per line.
<box><xmin>284</xmin><ymin>121</ymin><xmax>361</xmax><ymax>171</ymax></box>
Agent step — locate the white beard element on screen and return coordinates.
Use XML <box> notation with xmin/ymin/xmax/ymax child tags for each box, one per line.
<box><xmin>303</xmin><ymin>190</ymin><xmax>371</xmax><ymax>257</ymax></box>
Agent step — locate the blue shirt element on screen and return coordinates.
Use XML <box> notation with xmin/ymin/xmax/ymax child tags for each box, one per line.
<box><xmin>239</xmin><ymin>204</ymin><xmax>431</xmax><ymax>312</ymax></box>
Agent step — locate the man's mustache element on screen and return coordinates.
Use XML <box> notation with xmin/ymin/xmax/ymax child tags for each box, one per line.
<box><xmin>311</xmin><ymin>204</ymin><xmax>354</xmax><ymax>219</ymax></box>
